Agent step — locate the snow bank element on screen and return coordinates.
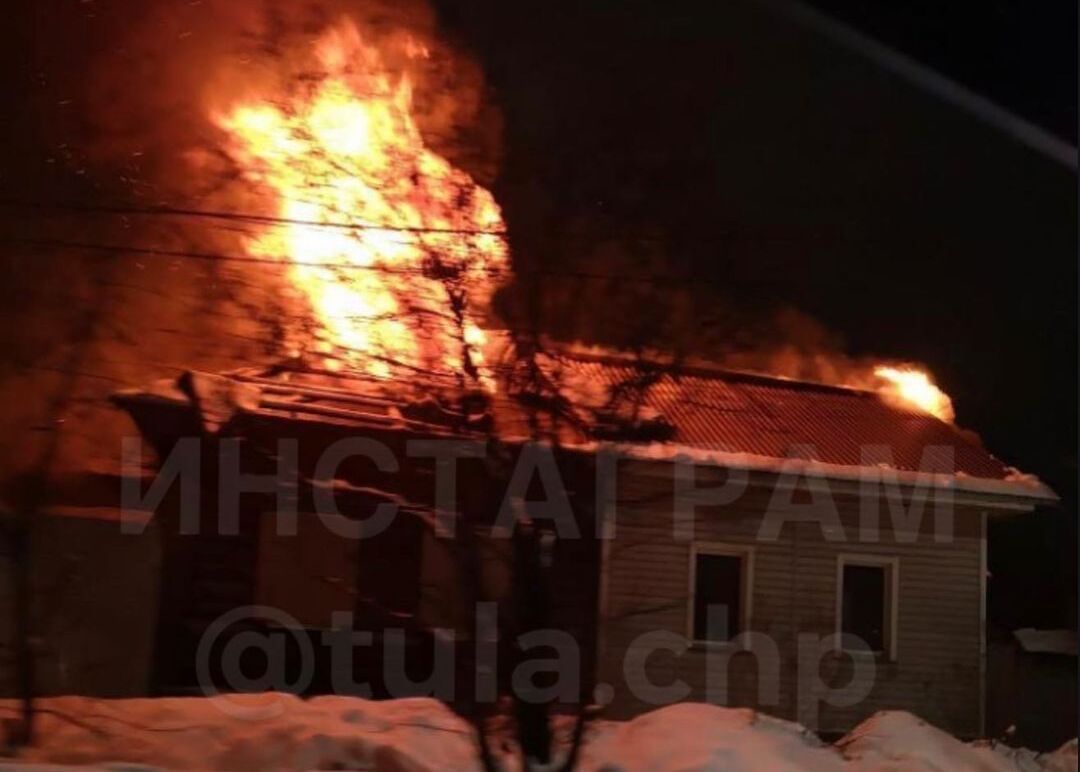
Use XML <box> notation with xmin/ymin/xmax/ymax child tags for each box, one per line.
<box><xmin>837</xmin><ymin>711</ymin><xmax>1044</xmax><ymax>772</ymax></box>
<box><xmin>1</xmin><ymin>694</ymin><xmax>482</xmax><ymax>771</ymax></box>
<box><xmin>580</xmin><ymin>703</ymin><xmax>846</xmax><ymax>771</ymax></box>
<box><xmin>0</xmin><ymin>698</ymin><xmax>1072</xmax><ymax>771</ymax></box>
<box><xmin>1033</xmin><ymin>739</ymin><xmax>1077</xmax><ymax>772</ymax></box>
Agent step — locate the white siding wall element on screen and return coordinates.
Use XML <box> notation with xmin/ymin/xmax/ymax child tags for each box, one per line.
<box><xmin>598</xmin><ymin>460</ymin><xmax>985</xmax><ymax>737</ymax></box>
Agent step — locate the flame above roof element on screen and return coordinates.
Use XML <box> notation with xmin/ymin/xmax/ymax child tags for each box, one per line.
<box><xmin>531</xmin><ymin>348</ymin><xmax>1000</xmax><ymax>477</ymax></box>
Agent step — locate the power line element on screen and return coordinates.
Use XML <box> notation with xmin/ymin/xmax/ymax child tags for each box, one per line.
<box><xmin>1</xmin><ymin>236</ymin><xmax>499</xmax><ymax>276</ymax></box>
<box><xmin>0</xmin><ymin>233</ymin><xmax>787</xmax><ymax>290</ymax></box>
<box><xmin>0</xmin><ymin>197</ymin><xmax>822</xmax><ymax>246</ymax></box>
<box><xmin>0</xmin><ymin>199</ymin><xmax>509</xmax><ymax>237</ymax></box>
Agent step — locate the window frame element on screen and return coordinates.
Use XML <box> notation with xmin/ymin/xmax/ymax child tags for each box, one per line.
<box><xmin>835</xmin><ymin>553</ymin><xmax>900</xmax><ymax>661</ymax></box>
<box><xmin>687</xmin><ymin>542</ymin><xmax>755</xmax><ymax>648</ymax></box>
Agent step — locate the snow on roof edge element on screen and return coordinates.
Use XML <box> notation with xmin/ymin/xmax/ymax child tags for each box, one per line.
<box><xmin>553</xmin><ymin>439</ymin><xmax>1059</xmax><ymax>506</ymax></box>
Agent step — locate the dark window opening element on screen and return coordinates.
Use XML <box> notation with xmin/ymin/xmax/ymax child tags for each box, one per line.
<box><xmin>841</xmin><ymin>563</ymin><xmax>888</xmax><ymax>653</ymax></box>
<box><xmin>693</xmin><ymin>552</ymin><xmax>743</xmax><ymax>642</ymax></box>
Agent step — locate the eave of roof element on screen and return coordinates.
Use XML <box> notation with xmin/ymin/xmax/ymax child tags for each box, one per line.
<box><xmin>582</xmin><ymin>441</ymin><xmax>1058</xmax><ymax>508</ymax></box>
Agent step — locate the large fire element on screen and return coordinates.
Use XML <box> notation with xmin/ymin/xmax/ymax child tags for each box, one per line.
<box><xmin>871</xmin><ymin>365</ymin><xmax>955</xmax><ymax>423</ymax></box>
<box><xmin>216</xmin><ymin>21</ymin><xmax>507</xmax><ymax>380</ymax></box>
<box><xmin>722</xmin><ymin>345</ymin><xmax>957</xmax><ymax>423</ymax></box>
<box><xmin>211</xmin><ymin>20</ymin><xmax>956</xmax><ymax>423</ymax></box>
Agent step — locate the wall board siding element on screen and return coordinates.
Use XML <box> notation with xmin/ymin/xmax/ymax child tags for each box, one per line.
<box><xmin>597</xmin><ymin>462</ymin><xmax>988</xmax><ymax>736</ymax></box>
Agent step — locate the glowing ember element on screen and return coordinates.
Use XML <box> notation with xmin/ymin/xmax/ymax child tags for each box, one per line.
<box><xmin>873</xmin><ymin>365</ymin><xmax>955</xmax><ymax>422</ymax></box>
<box><xmin>216</xmin><ymin>20</ymin><xmax>507</xmax><ymax>380</ymax></box>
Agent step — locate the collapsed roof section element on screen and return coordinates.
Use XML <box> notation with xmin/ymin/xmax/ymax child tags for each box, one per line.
<box><xmin>112</xmin><ymin>342</ymin><xmax>1057</xmax><ymax>506</ymax></box>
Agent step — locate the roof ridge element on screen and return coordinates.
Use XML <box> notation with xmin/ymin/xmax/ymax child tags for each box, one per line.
<box><xmin>545</xmin><ymin>342</ymin><xmax>880</xmax><ymax>398</ymax></box>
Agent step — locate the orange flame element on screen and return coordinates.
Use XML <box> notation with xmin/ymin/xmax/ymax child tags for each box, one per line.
<box><xmin>873</xmin><ymin>365</ymin><xmax>955</xmax><ymax>423</ymax></box>
<box><xmin>216</xmin><ymin>20</ymin><xmax>507</xmax><ymax>380</ymax></box>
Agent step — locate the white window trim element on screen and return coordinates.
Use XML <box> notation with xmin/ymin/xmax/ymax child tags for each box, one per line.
<box><xmin>835</xmin><ymin>553</ymin><xmax>900</xmax><ymax>662</ymax></box>
<box><xmin>687</xmin><ymin>542</ymin><xmax>755</xmax><ymax>648</ymax></box>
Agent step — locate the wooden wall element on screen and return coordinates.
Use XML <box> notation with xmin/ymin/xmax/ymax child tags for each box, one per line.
<box><xmin>597</xmin><ymin>458</ymin><xmax>987</xmax><ymax>737</ymax></box>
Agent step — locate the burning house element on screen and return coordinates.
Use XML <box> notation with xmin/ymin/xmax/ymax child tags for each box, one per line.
<box><xmin>111</xmin><ymin>338</ymin><xmax>1056</xmax><ymax>738</ymax></box>
<box><xmin>0</xmin><ymin>1</ymin><xmax>1071</xmax><ymax>759</ymax></box>
<box><xmin>100</xmin><ymin>21</ymin><xmax>1058</xmax><ymax>736</ymax></box>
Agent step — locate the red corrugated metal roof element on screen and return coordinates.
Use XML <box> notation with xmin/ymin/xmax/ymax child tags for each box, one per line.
<box><xmin>530</xmin><ymin>351</ymin><xmax>1011</xmax><ymax>479</ymax></box>
<box><xmin>156</xmin><ymin>350</ymin><xmax>1015</xmax><ymax>482</ymax></box>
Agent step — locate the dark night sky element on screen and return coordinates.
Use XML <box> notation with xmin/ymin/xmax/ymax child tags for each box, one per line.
<box><xmin>801</xmin><ymin>0</ymin><xmax>1077</xmax><ymax>144</ymax></box>
<box><xmin>0</xmin><ymin>0</ymin><xmax>1076</xmax><ymax>627</ymax></box>
<box><xmin>432</xmin><ymin>0</ymin><xmax>1078</xmax><ymax>626</ymax></box>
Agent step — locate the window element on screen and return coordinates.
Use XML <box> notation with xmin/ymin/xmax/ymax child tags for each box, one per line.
<box><xmin>689</xmin><ymin>544</ymin><xmax>753</xmax><ymax>643</ymax></box>
<box><xmin>837</xmin><ymin>555</ymin><xmax>898</xmax><ymax>659</ymax></box>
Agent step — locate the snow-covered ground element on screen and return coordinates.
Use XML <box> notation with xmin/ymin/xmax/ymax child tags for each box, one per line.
<box><xmin>0</xmin><ymin>695</ymin><xmax>1074</xmax><ymax>771</ymax></box>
